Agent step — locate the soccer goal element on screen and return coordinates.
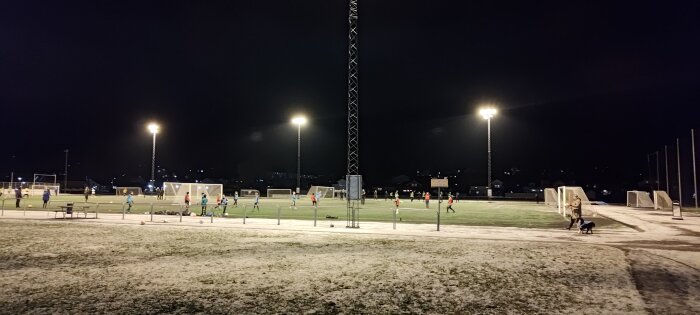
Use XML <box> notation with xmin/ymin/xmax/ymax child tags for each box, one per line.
<box><xmin>557</xmin><ymin>186</ymin><xmax>592</xmax><ymax>216</ymax></box>
<box><xmin>240</xmin><ymin>189</ymin><xmax>260</xmax><ymax>197</ymax></box>
<box><xmin>653</xmin><ymin>190</ymin><xmax>673</xmax><ymax>210</ymax></box>
<box><xmin>544</xmin><ymin>188</ymin><xmax>558</xmax><ymax>207</ymax></box>
<box><xmin>267</xmin><ymin>188</ymin><xmax>292</xmax><ymax>198</ymax></box>
<box><xmin>116</xmin><ymin>187</ymin><xmax>143</xmax><ymax>196</ymax></box>
<box><xmin>162</xmin><ymin>182</ymin><xmax>223</xmax><ymax>201</ymax></box>
<box><xmin>627</xmin><ymin>191</ymin><xmax>654</xmax><ymax>208</ymax></box>
<box><xmin>30</xmin><ymin>184</ymin><xmax>61</xmax><ymax>196</ymax></box>
<box><xmin>307</xmin><ymin>186</ymin><xmax>334</xmax><ymax>199</ymax></box>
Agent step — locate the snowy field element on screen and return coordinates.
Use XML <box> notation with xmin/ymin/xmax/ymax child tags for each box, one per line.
<box><xmin>0</xmin><ymin>203</ymin><xmax>698</xmax><ymax>314</ymax></box>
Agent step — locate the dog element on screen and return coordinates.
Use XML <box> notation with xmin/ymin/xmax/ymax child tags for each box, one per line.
<box><xmin>579</xmin><ymin>220</ymin><xmax>595</xmax><ymax>234</ymax></box>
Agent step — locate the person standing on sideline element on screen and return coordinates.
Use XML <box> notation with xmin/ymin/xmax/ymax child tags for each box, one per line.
<box><xmin>84</xmin><ymin>186</ymin><xmax>90</xmax><ymax>201</ymax></box>
<box><xmin>394</xmin><ymin>194</ymin><xmax>400</xmax><ymax>215</ymax></box>
<box><xmin>446</xmin><ymin>194</ymin><xmax>455</xmax><ymax>213</ymax></box>
<box><xmin>221</xmin><ymin>195</ymin><xmax>228</xmax><ymax>215</ymax></box>
<box><xmin>42</xmin><ymin>189</ymin><xmax>51</xmax><ymax>208</ymax></box>
<box><xmin>126</xmin><ymin>192</ymin><xmax>134</xmax><ymax>213</ymax></box>
<box><xmin>455</xmin><ymin>192</ymin><xmax>460</xmax><ymax>203</ymax></box>
<box><xmin>424</xmin><ymin>191</ymin><xmax>431</xmax><ymax>209</ymax></box>
<box><xmin>184</xmin><ymin>192</ymin><xmax>191</xmax><ymax>211</ymax></box>
<box><xmin>253</xmin><ymin>192</ymin><xmax>260</xmax><ymax>211</ymax></box>
<box><xmin>291</xmin><ymin>192</ymin><xmax>297</xmax><ymax>209</ymax></box>
<box><xmin>373</xmin><ymin>189</ymin><xmax>378</xmax><ymax>199</ymax></box>
<box><xmin>233</xmin><ymin>191</ymin><xmax>239</xmax><ymax>207</ymax></box>
<box><xmin>311</xmin><ymin>192</ymin><xmax>317</xmax><ymax>207</ymax></box>
<box><xmin>15</xmin><ymin>188</ymin><xmax>22</xmax><ymax>208</ymax></box>
<box><xmin>566</xmin><ymin>194</ymin><xmax>584</xmax><ymax>230</ymax></box>
<box><xmin>410</xmin><ymin>191</ymin><xmax>414</xmax><ymax>202</ymax></box>
<box><xmin>361</xmin><ymin>188</ymin><xmax>366</xmax><ymax>205</ymax></box>
<box><xmin>200</xmin><ymin>193</ymin><xmax>208</xmax><ymax>216</ymax></box>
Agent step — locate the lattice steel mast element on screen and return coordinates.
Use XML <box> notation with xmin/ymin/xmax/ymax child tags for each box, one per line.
<box><xmin>347</xmin><ymin>0</ymin><xmax>359</xmax><ymax>176</ymax></box>
<box><xmin>346</xmin><ymin>0</ymin><xmax>360</xmax><ymax>228</ymax></box>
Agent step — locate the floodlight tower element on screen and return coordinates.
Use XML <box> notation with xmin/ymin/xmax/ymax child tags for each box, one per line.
<box><xmin>291</xmin><ymin>116</ymin><xmax>307</xmax><ymax>194</ymax></box>
<box><xmin>479</xmin><ymin>107</ymin><xmax>497</xmax><ymax>197</ymax></box>
<box><xmin>346</xmin><ymin>0</ymin><xmax>360</xmax><ymax>228</ymax></box>
<box><xmin>147</xmin><ymin>123</ymin><xmax>160</xmax><ymax>192</ymax></box>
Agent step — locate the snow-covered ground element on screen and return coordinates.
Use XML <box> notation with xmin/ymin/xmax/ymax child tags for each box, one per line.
<box><xmin>0</xmin><ymin>205</ymin><xmax>697</xmax><ymax>314</ymax></box>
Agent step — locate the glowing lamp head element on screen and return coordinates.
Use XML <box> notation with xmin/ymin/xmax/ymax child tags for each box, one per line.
<box><xmin>291</xmin><ymin>116</ymin><xmax>307</xmax><ymax>125</ymax></box>
<box><xmin>479</xmin><ymin>107</ymin><xmax>497</xmax><ymax>120</ymax></box>
<box><xmin>147</xmin><ymin>123</ymin><xmax>160</xmax><ymax>134</ymax></box>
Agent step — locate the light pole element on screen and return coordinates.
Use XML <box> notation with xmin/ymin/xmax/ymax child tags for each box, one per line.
<box><xmin>291</xmin><ymin>116</ymin><xmax>307</xmax><ymax>194</ymax></box>
<box><xmin>147</xmin><ymin>123</ymin><xmax>160</xmax><ymax>192</ymax></box>
<box><xmin>479</xmin><ymin>107</ymin><xmax>497</xmax><ymax>197</ymax></box>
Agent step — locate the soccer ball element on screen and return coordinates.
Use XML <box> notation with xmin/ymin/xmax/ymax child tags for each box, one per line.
<box><xmin>28</xmin><ymin>205</ymin><xmax>33</xmax><ymax>208</ymax></box>
<box><xmin>162</xmin><ymin>219</ymin><xmax>168</xmax><ymax>223</ymax></box>
<box><xmin>199</xmin><ymin>220</ymin><xmax>204</xmax><ymax>224</ymax></box>
<box><xmin>140</xmin><ymin>221</ymin><xmax>145</xmax><ymax>225</ymax></box>
<box><xmin>223</xmin><ymin>213</ymin><xmax>228</xmax><ymax>216</ymax></box>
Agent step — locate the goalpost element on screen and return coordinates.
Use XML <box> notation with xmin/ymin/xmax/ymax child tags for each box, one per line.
<box><xmin>162</xmin><ymin>182</ymin><xmax>223</xmax><ymax>201</ymax></box>
<box><xmin>543</xmin><ymin>188</ymin><xmax>558</xmax><ymax>207</ymax></box>
<box><xmin>267</xmin><ymin>189</ymin><xmax>292</xmax><ymax>198</ymax></box>
<box><xmin>240</xmin><ymin>189</ymin><xmax>260</xmax><ymax>197</ymax></box>
<box><xmin>653</xmin><ymin>190</ymin><xmax>673</xmax><ymax>210</ymax></box>
<box><xmin>626</xmin><ymin>191</ymin><xmax>654</xmax><ymax>208</ymax></box>
<box><xmin>116</xmin><ymin>187</ymin><xmax>143</xmax><ymax>196</ymax></box>
<box><xmin>307</xmin><ymin>186</ymin><xmax>334</xmax><ymax>199</ymax></box>
<box><xmin>30</xmin><ymin>184</ymin><xmax>61</xmax><ymax>196</ymax></box>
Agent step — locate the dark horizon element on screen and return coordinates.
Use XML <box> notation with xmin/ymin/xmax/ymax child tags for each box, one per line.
<box><xmin>2</xmin><ymin>1</ymin><xmax>699</xmax><ymax>197</ymax></box>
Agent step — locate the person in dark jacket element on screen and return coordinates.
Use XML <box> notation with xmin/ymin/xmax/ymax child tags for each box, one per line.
<box><xmin>15</xmin><ymin>188</ymin><xmax>22</xmax><ymax>208</ymax></box>
<box><xmin>42</xmin><ymin>189</ymin><xmax>51</xmax><ymax>208</ymax></box>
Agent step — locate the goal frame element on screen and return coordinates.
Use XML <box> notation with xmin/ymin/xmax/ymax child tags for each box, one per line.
<box><xmin>653</xmin><ymin>190</ymin><xmax>673</xmax><ymax>210</ymax></box>
<box><xmin>162</xmin><ymin>182</ymin><xmax>224</xmax><ymax>201</ymax></box>
<box><xmin>267</xmin><ymin>188</ymin><xmax>292</xmax><ymax>198</ymax></box>
<box><xmin>116</xmin><ymin>187</ymin><xmax>143</xmax><ymax>196</ymax></box>
<box><xmin>544</xmin><ymin>188</ymin><xmax>557</xmax><ymax>207</ymax></box>
<box><xmin>240</xmin><ymin>189</ymin><xmax>260</xmax><ymax>197</ymax></box>
<box><xmin>557</xmin><ymin>186</ymin><xmax>592</xmax><ymax>216</ymax></box>
<box><xmin>626</xmin><ymin>191</ymin><xmax>654</xmax><ymax>208</ymax></box>
<box><xmin>307</xmin><ymin>186</ymin><xmax>335</xmax><ymax>199</ymax></box>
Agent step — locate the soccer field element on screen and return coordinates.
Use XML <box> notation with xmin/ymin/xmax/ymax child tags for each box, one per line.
<box><xmin>2</xmin><ymin>194</ymin><xmax>620</xmax><ymax>229</ymax></box>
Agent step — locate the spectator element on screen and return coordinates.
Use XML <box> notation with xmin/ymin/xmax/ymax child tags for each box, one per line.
<box><xmin>42</xmin><ymin>189</ymin><xmax>51</xmax><ymax>208</ymax></box>
<box><xmin>15</xmin><ymin>188</ymin><xmax>22</xmax><ymax>208</ymax></box>
<box><xmin>201</xmin><ymin>194</ymin><xmax>208</xmax><ymax>216</ymax></box>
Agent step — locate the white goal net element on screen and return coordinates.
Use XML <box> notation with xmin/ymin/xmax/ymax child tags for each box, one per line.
<box><xmin>29</xmin><ymin>184</ymin><xmax>61</xmax><ymax>196</ymax></box>
<box><xmin>162</xmin><ymin>182</ymin><xmax>223</xmax><ymax>202</ymax></box>
<box><xmin>544</xmin><ymin>188</ymin><xmax>557</xmax><ymax>207</ymax></box>
<box><xmin>267</xmin><ymin>189</ymin><xmax>292</xmax><ymax>198</ymax></box>
<box><xmin>116</xmin><ymin>187</ymin><xmax>143</xmax><ymax>196</ymax></box>
<box><xmin>307</xmin><ymin>186</ymin><xmax>334</xmax><ymax>199</ymax></box>
<box><xmin>627</xmin><ymin>191</ymin><xmax>654</xmax><ymax>208</ymax></box>
<box><xmin>653</xmin><ymin>190</ymin><xmax>673</xmax><ymax>210</ymax></box>
<box><xmin>240</xmin><ymin>189</ymin><xmax>260</xmax><ymax>197</ymax></box>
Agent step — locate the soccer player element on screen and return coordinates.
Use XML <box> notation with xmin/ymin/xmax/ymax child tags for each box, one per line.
<box><xmin>311</xmin><ymin>192</ymin><xmax>317</xmax><ymax>207</ymax></box>
<box><xmin>84</xmin><ymin>187</ymin><xmax>90</xmax><ymax>201</ymax></box>
<box><xmin>221</xmin><ymin>195</ymin><xmax>228</xmax><ymax>215</ymax></box>
<box><xmin>291</xmin><ymin>192</ymin><xmax>297</xmax><ymax>209</ymax></box>
<box><xmin>446</xmin><ymin>194</ymin><xmax>455</xmax><ymax>213</ymax></box>
<box><xmin>410</xmin><ymin>191</ymin><xmax>414</xmax><ymax>202</ymax></box>
<box><xmin>233</xmin><ymin>191</ymin><xmax>239</xmax><ymax>207</ymax></box>
<box><xmin>253</xmin><ymin>192</ymin><xmax>260</xmax><ymax>211</ymax></box>
<box><xmin>394</xmin><ymin>194</ymin><xmax>400</xmax><ymax>215</ymax></box>
<box><xmin>200</xmin><ymin>193</ymin><xmax>208</xmax><ymax>216</ymax></box>
<box><xmin>424</xmin><ymin>192</ymin><xmax>431</xmax><ymax>209</ymax></box>
<box><xmin>184</xmin><ymin>192</ymin><xmax>191</xmax><ymax>210</ymax></box>
<box><xmin>126</xmin><ymin>192</ymin><xmax>133</xmax><ymax>213</ymax></box>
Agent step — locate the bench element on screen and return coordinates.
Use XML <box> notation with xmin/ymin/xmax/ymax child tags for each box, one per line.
<box><xmin>54</xmin><ymin>204</ymin><xmax>98</xmax><ymax>219</ymax></box>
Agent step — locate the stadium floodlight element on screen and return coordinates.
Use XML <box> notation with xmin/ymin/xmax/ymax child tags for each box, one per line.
<box><xmin>147</xmin><ymin>122</ymin><xmax>160</xmax><ymax>192</ymax></box>
<box><xmin>291</xmin><ymin>115</ymin><xmax>307</xmax><ymax>194</ymax></box>
<box><xmin>478</xmin><ymin>106</ymin><xmax>497</xmax><ymax>197</ymax></box>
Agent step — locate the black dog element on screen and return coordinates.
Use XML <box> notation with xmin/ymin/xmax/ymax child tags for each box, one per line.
<box><xmin>579</xmin><ymin>221</ymin><xmax>595</xmax><ymax>234</ymax></box>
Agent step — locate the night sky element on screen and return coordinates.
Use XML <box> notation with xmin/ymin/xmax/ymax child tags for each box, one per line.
<box><xmin>2</xmin><ymin>0</ymin><xmax>699</xmax><ymax>190</ymax></box>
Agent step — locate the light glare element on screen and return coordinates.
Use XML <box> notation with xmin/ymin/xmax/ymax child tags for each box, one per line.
<box><xmin>479</xmin><ymin>107</ymin><xmax>497</xmax><ymax>120</ymax></box>
<box><xmin>291</xmin><ymin>116</ymin><xmax>307</xmax><ymax>125</ymax></box>
<box><xmin>147</xmin><ymin>123</ymin><xmax>160</xmax><ymax>134</ymax></box>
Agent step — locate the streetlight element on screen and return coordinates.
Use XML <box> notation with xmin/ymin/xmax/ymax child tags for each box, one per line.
<box><xmin>479</xmin><ymin>106</ymin><xmax>497</xmax><ymax>197</ymax></box>
<box><xmin>147</xmin><ymin>123</ymin><xmax>160</xmax><ymax>192</ymax></box>
<box><xmin>291</xmin><ymin>116</ymin><xmax>307</xmax><ymax>194</ymax></box>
